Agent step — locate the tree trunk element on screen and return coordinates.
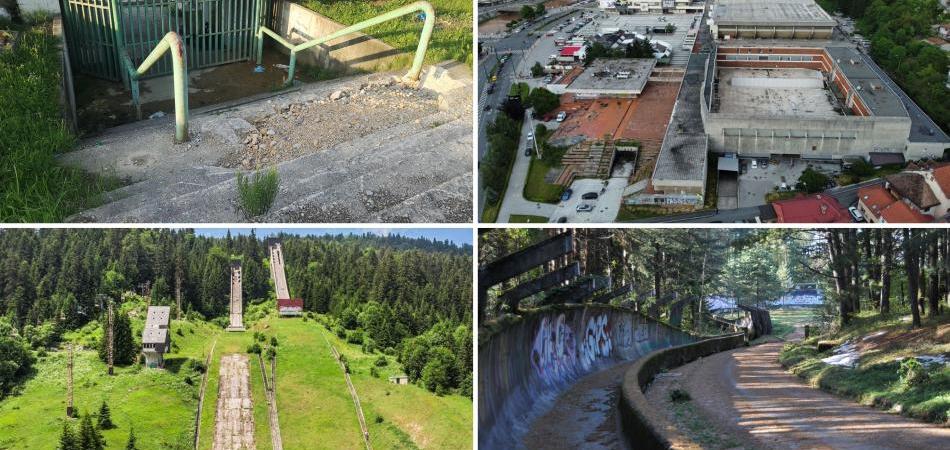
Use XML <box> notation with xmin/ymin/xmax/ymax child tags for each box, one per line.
<box><xmin>879</xmin><ymin>230</ymin><xmax>892</xmax><ymax>314</ymax></box>
<box><xmin>827</xmin><ymin>230</ymin><xmax>852</xmax><ymax>326</ymax></box>
<box><xmin>928</xmin><ymin>230</ymin><xmax>940</xmax><ymax>316</ymax></box>
<box><xmin>904</xmin><ymin>229</ymin><xmax>921</xmax><ymax>328</ymax></box>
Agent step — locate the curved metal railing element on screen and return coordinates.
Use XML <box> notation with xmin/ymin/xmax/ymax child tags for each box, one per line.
<box><xmin>256</xmin><ymin>1</ymin><xmax>435</xmax><ymax>86</ymax></box>
<box><xmin>120</xmin><ymin>32</ymin><xmax>190</xmax><ymax>143</ymax></box>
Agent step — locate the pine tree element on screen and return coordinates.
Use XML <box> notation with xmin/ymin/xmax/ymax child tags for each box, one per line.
<box><xmin>98</xmin><ymin>312</ymin><xmax>137</xmax><ymax>365</ymax></box>
<box><xmin>125</xmin><ymin>426</ymin><xmax>138</xmax><ymax>450</ymax></box>
<box><xmin>97</xmin><ymin>401</ymin><xmax>114</xmax><ymax>429</ymax></box>
<box><xmin>78</xmin><ymin>413</ymin><xmax>105</xmax><ymax>450</ymax></box>
<box><xmin>58</xmin><ymin>422</ymin><xmax>79</xmax><ymax>450</ymax></box>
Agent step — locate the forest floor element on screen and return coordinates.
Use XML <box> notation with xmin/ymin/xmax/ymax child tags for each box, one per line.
<box><xmin>645</xmin><ymin>311</ymin><xmax>950</xmax><ymax>450</ymax></box>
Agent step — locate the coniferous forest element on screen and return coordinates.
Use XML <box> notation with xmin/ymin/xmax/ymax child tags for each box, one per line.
<box><xmin>0</xmin><ymin>229</ymin><xmax>473</xmax><ymax>398</ymax></box>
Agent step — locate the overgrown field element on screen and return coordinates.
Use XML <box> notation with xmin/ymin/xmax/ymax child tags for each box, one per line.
<box><xmin>779</xmin><ymin>311</ymin><xmax>950</xmax><ymax>424</ymax></box>
<box><xmin>0</xmin><ymin>24</ymin><xmax>120</xmax><ymax>222</ymax></box>
<box><xmin>0</xmin><ymin>318</ymin><xmax>218</xmax><ymax>449</ymax></box>
<box><xmin>297</xmin><ymin>0</ymin><xmax>472</xmax><ymax>67</ymax></box>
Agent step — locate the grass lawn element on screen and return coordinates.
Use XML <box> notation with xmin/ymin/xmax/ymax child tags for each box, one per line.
<box><xmin>297</xmin><ymin>0</ymin><xmax>472</xmax><ymax>67</ymax></box>
<box><xmin>615</xmin><ymin>205</ymin><xmax>667</xmax><ymax>221</ymax></box>
<box><xmin>509</xmin><ymin>214</ymin><xmax>549</xmax><ymax>223</ymax></box>
<box><xmin>769</xmin><ymin>308</ymin><xmax>820</xmax><ymax>339</ymax></box>
<box><xmin>316</xmin><ymin>318</ymin><xmax>472</xmax><ymax>449</ymax></box>
<box><xmin>0</xmin><ymin>319</ymin><xmax>218</xmax><ymax>449</ymax></box>
<box><xmin>0</xmin><ymin>23</ymin><xmax>121</xmax><ymax>222</ymax></box>
<box><xmin>522</xmin><ymin>157</ymin><xmax>563</xmax><ymax>204</ymax></box>
<box><xmin>779</xmin><ymin>310</ymin><xmax>950</xmax><ymax>424</ymax></box>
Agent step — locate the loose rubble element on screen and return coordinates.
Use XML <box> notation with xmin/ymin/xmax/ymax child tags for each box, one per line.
<box><xmin>218</xmin><ymin>82</ymin><xmax>438</xmax><ymax>169</ymax></box>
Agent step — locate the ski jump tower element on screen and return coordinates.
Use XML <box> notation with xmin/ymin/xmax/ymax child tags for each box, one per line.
<box><xmin>226</xmin><ymin>260</ymin><xmax>246</xmax><ymax>332</ymax></box>
<box><xmin>268</xmin><ymin>240</ymin><xmax>290</xmax><ymax>300</ymax></box>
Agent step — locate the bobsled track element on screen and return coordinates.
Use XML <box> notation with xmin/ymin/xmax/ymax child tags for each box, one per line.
<box><xmin>478</xmin><ymin>303</ymin><xmax>747</xmax><ymax>449</ymax></box>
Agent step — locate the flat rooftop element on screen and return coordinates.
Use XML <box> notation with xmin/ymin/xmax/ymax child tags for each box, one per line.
<box><xmin>576</xmin><ymin>13</ymin><xmax>699</xmax><ymax>66</ymax></box>
<box><xmin>712</xmin><ymin>0</ymin><xmax>836</xmax><ymax>27</ymax></box>
<box><xmin>824</xmin><ymin>46</ymin><xmax>908</xmax><ymax>118</ymax></box>
<box><xmin>654</xmin><ymin>54</ymin><xmax>708</xmax><ymax>183</ymax></box>
<box><xmin>566</xmin><ymin>58</ymin><xmax>656</xmax><ymax>96</ymax></box>
<box><xmin>715</xmin><ymin>68</ymin><xmax>842</xmax><ymax>117</ymax></box>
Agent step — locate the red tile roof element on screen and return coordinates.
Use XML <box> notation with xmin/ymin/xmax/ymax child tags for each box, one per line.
<box><xmin>560</xmin><ymin>46</ymin><xmax>583</xmax><ymax>57</ymax></box>
<box><xmin>857</xmin><ymin>185</ymin><xmax>895</xmax><ymax>220</ymax></box>
<box><xmin>933</xmin><ymin>165</ymin><xmax>950</xmax><ymax>198</ymax></box>
<box><xmin>277</xmin><ymin>298</ymin><xmax>303</xmax><ymax>308</ymax></box>
<box><xmin>880</xmin><ymin>201</ymin><xmax>934</xmax><ymax>223</ymax></box>
<box><xmin>772</xmin><ymin>194</ymin><xmax>851</xmax><ymax>223</ymax></box>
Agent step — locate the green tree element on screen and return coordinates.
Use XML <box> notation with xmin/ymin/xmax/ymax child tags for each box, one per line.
<box><xmin>531</xmin><ymin>62</ymin><xmax>545</xmax><ymax>77</ymax></box>
<box><xmin>97</xmin><ymin>401</ymin><xmax>114</xmax><ymax>429</ymax></box>
<box><xmin>58</xmin><ymin>422</ymin><xmax>79</xmax><ymax>450</ymax></box>
<box><xmin>0</xmin><ymin>317</ymin><xmax>35</xmax><ymax>397</ymax></box>
<box><xmin>98</xmin><ymin>311</ymin><xmax>138</xmax><ymax>366</ymax></box>
<box><xmin>796</xmin><ymin>168</ymin><xmax>831</xmax><ymax>193</ymax></box>
<box><xmin>78</xmin><ymin>413</ymin><xmax>105</xmax><ymax>450</ymax></box>
<box><xmin>421</xmin><ymin>346</ymin><xmax>457</xmax><ymax>395</ymax></box>
<box><xmin>125</xmin><ymin>427</ymin><xmax>137</xmax><ymax>450</ymax></box>
<box><xmin>526</xmin><ymin>87</ymin><xmax>560</xmax><ymax>116</ymax></box>
<box><xmin>535</xmin><ymin>4</ymin><xmax>546</xmax><ymax>16</ymax></box>
<box><xmin>520</xmin><ymin>5</ymin><xmax>536</xmax><ymax>20</ymax></box>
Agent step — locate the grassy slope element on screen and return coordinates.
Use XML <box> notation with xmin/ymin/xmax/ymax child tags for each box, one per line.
<box><xmin>523</xmin><ymin>157</ymin><xmax>563</xmax><ymax>204</ymax></box>
<box><xmin>316</xmin><ymin>319</ymin><xmax>472</xmax><ymax>450</ymax></box>
<box><xmin>0</xmin><ymin>319</ymin><xmax>218</xmax><ymax>449</ymax></box>
<box><xmin>769</xmin><ymin>308</ymin><xmax>820</xmax><ymax>339</ymax></box>
<box><xmin>298</xmin><ymin>0</ymin><xmax>472</xmax><ymax>67</ymax></box>
<box><xmin>779</xmin><ymin>311</ymin><xmax>950</xmax><ymax>424</ymax></box>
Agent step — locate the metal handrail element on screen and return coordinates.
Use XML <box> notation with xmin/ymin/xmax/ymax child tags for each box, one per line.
<box><xmin>120</xmin><ymin>32</ymin><xmax>190</xmax><ymax>143</ymax></box>
<box><xmin>256</xmin><ymin>1</ymin><xmax>435</xmax><ymax>85</ymax></box>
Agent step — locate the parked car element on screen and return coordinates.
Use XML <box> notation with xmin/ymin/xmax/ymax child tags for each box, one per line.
<box><xmin>848</xmin><ymin>206</ymin><xmax>865</xmax><ymax>222</ymax></box>
<box><xmin>556</xmin><ymin>111</ymin><xmax>567</xmax><ymax>122</ymax></box>
<box><xmin>750</xmin><ymin>159</ymin><xmax>758</xmax><ymax>169</ymax></box>
<box><xmin>561</xmin><ymin>188</ymin><xmax>573</xmax><ymax>201</ymax></box>
<box><xmin>581</xmin><ymin>192</ymin><xmax>598</xmax><ymax>200</ymax></box>
<box><xmin>484</xmin><ymin>103</ymin><xmax>491</xmax><ymax>111</ymax></box>
<box><xmin>526</xmin><ymin>131</ymin><xmax>534</xmax><ymax>142</ymax></box>
<box><xmin>556</xmin><ymin>217</ymin><xmax>568</xmax><ymax>223</ymax></box>
<box><xmin>487</xmin><ymin>83</ymin><xmax>495</xmax><ymax>94</ymax></box>
<box><xmin>576</xmin><ymin>203</ymin><xmax>594</xmax><ymax>212</ymax></box>
<box><xmin>524</xmin><ymin>147</ymin><xmax>532</xmax><ymax>157</ymax></box>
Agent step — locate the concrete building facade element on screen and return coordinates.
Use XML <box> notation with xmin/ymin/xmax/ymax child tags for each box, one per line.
<box><xmin>709</xmin><ymin>0</ymin><xmax>835</xmax><ymax>40</ymax></box>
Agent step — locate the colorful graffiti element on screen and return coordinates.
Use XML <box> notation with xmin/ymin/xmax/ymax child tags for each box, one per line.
<box><xmin>580</xmin><ymin>314</ymin><xmax>612</xmax><ymax>370</ymax></box>
<box><xmin>531</xmin><ymin>314</ymin><xmax>577</xmax><ymax>383</ymax></box>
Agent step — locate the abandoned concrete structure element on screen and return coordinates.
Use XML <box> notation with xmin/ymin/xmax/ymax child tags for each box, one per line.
<box><xmin>277</xmin><ymin>298</ymin><xmax>304</xmax><ymax>317</ymax></box>
<box><xmin>227</xmin><ymin>261</ymin><xmax>246</xmax><ymax>332</ymax></box>
<box><xmin>388</xmin><ymin>375</ymin><xmax>410</xmax><ymax>385</ymax></box>
<box><xmin>709</xmin><ymin>0</ymin><xmax>836</xmax><ymax>40</ymax></box>
<box><xmin>142</xmin><ymin>306</ymin><xmax>171</xmax><ymax>368</ymax></box>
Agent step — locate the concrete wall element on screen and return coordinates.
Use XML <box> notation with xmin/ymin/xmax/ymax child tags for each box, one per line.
<box><xmin>906</xmin><ymin>141</ymin><xmax>950</xmax><ymax>160</ymax></box>
<box><xmin>704</xmin><ymin>113</ymin><xmax>912</xmax><ymax>158</ymax></box>
<box><xmin>271</xmin><ymin>1</ymin><xmax>401</xmax><ymax>73</ymax></box>
<box><xmin>618</xmin><ymin>333</ymin><xmax>747</xmax><ymax>449</ymax></box>
<box><xmin>478</xmin><ymin>304</ymin><xmax>694</xmax><ymax>449</ymax></box>
<box><xmin>16</xmin><ymin>0</ymin><xmax>59</xmax><ymax>14</ymax></box>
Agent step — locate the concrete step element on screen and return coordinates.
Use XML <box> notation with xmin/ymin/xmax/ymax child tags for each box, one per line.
<box><xmin>64</xmin><ymin>64</ymin><xmax>472</xmax><ymax>223</ymax></box>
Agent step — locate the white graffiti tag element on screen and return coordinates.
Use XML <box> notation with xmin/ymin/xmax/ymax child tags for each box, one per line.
<box><xmin>530</xmin><ymin>314</ymin><xmax>577</xmax><ymax>383</ymax></box>
<box><xmin>580</xmin><ymin>314</ymin><xmax>612</xmax><ymax>370</ymax></box>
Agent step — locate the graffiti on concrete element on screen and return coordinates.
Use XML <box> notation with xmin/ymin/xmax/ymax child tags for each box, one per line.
<box><xmin>580</xmin><ymin>314</ymin><xmax>612</xmax><ymax>370</ymax></box>
<box><xmin>635</xmin><ymin>325</ymin><xmax>649</xmax><ymax>343</ymax></box>
<box><xmin>531</xmin><ymin>314</ymin><xmax>577</xmax><ymax>383</ymax></box>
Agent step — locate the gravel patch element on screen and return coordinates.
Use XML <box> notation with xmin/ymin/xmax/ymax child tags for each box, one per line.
<box><xmin>217</xmin><ymin>81</ymin><xmax>439</xmax><ymax>169</ymax></box>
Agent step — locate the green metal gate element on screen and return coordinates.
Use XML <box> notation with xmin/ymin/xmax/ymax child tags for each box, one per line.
<box><xmin>61</xmin><ymin>0</ymin><xmax>267</xmax><ymax>81</ymax></box>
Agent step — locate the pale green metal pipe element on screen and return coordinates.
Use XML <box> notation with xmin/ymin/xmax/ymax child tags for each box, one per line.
<box><xmin>122</xmin><ymin>32</ymin><xmax>190</xmax><ymax>143</ymax></box>
<box><xmin>257</xmin><ymin>1</ymin><xmax>435</xmax><ymax>85</ymax></box>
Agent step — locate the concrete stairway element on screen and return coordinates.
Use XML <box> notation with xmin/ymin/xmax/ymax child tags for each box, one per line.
<box><xmin>62</xmin><ymin>63</ymin><xmax>473</xmax><ymax>223</ymax></box>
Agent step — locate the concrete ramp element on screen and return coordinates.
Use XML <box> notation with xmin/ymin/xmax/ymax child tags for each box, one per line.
<box><xmin>268</xmin><ymin>242</ymin><xmax>290</xmax><ymax>300</ymax></box>
<box><xmin>61</xmin><ymin>64</ymin><xmax>472</xmax><ymax>223</ymax></box>
<box><xmin>478</xmin><ymin>304</ymin><xmax>694</xmax><ymax>449</ymax></box>
<box><xmin>213</xmin><ymin>354</ymin><xmax>255</xmax><ymax>450</ymax></box>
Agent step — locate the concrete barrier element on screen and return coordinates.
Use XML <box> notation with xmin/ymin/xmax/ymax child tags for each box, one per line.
<box><xmin>478</xmin><ymin>304</ymin><xmax>695</xmax><ymax>449</ymax></box>
<box><xmin>271</xmin><ymin>1</ymin><xmax>401</xmax><ymax>73</ymax></box>
<box><xmin>618</xmin><ymin>332</ymin><xmax>747</xmax><ymax>449</ymax></box>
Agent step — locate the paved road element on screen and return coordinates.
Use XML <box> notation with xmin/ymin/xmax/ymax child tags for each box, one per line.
<box><xmin>497</xmin><ymin>115</ymin><xmax>557</xmax><ymax>221</ymax></box>
<box><xmin>646</xmin><ymin>341</ymin><xmax>950</xmax><ymax>449</ymax></box>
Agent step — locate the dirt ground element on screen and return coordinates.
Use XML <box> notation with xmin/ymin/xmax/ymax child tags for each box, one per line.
<box><xmin>213</xmin><ymin>354</ymin><xmax>256</xmax><ymax>450</ymax></box>
<box><xmin>216</xmin><ymin>80</ymin><xmax>439</xmax><ymax>169</ymax></box>
<box><xmin>479</xmin><ymin>12</ymin><xmax>520</xmax><ymax>35</ymax></box>
<box><xmin>644</xmin><ymin>340</ymin><xmax>950</xmax><ymax>450</ymax></box>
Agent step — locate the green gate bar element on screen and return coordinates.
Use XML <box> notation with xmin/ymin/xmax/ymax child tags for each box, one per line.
<box><xmin>120</xmin><ymin>31</ymin><xmax>190</xmax><ymax>143</ymax></box>
<box><xmin>256</xmin><ymin>0</ymin><xmax>435</xmax><ymax>85</ymax></box>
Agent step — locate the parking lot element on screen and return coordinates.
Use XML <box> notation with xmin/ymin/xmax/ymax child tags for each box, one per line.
<box><xmin>548</xmin><ymin>162</ymin><xmax>632</xmax><ymax>222</ymax></box>
<box><xmin>737</xmin><ymin>158</ymin><xmax>840</xmax><ymax>207</ymax></box>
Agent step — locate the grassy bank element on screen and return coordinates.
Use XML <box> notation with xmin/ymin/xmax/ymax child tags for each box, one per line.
<box><xmin>523</xmin><ymin>157</ymin><xmax>563</xmax><ymax>203</ymax></box>
<box><xmin>779</xmin><ymin>311</ymin><xmax>950</xmax><ymax>424</ymax></box>
<box><xmin>0</xmin><ymin>24</ymin><xmax>120</xmax><ymax>222</ymax></box>
<box><xmin>297</xmin><ymin>0</ymin><xmax>472</xmax><ymax>67</ymax></box>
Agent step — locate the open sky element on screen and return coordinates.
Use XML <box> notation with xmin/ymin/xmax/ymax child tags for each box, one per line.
<box><xmin>193</xmin><ymin>227</ymin><xmax>472</xmax><ymax>246</ymax></box>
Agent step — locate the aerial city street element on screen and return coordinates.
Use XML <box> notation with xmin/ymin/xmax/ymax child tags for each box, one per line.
<box><xmin>478</xmin><ymin>0</ymin><xmax>950</xmax><ymax>223</ymax></box>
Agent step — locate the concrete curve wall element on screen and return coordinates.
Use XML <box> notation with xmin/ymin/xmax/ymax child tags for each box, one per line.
<box><xmin>478</xmin><ymin>304</ymin><xmax>695</xmax><ymax>449</ymax></box>
<box><xmin>619</xmin><ymin>333</ymin><xmax>747</xmax><ymax>450</ymax></box>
